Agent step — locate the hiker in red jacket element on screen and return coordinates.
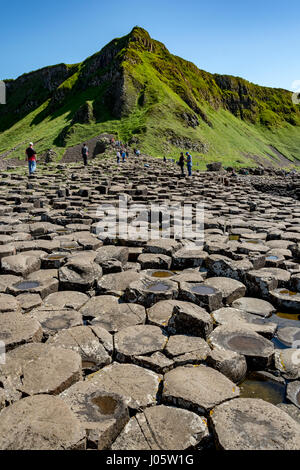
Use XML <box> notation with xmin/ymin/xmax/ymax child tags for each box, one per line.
<box><xmin>25</xmin><ymin>142</ymin><xmax>37</xmax><ymax>176</ymax></box>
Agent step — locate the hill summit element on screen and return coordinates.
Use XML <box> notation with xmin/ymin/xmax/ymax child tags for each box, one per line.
<box><xmin>1</xmin><ymin>26</ymin><xmax>300</xmax><ymax>167</ymax></box>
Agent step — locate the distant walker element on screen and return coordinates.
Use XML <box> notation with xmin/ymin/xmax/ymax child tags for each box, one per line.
<box><xmin>186</xmin><ymin>152</ymin><xmax>192</xmax><ymax>177</ymax></box>
<box><xmin>25</xmin><ymin>142</ymin><xmax>37</xmax><ymax>176</ymax></box>
<box><xmin>81</xmin><ymin>143</ymin><xmax>89</xmax><ymax>166</ymax></box>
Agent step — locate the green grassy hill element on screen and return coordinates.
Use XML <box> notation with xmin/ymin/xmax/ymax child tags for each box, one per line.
<box><xmin>1</xmin><ymin>27</ymin><xmax>300</xmax><ymax>168</ymax></box>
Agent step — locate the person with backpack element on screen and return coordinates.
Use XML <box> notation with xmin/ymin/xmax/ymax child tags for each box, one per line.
<box><xmin>81</xmin><ymin>143</ymin><xmax>89</xmax><ymax>166</ymax></box>
<box><xmin>179</xmin><ymin>152</ymin><xmax>185</xmax><ymax>176</ymax></box>
<box><xmin>25</xmin><ymin>142</ymin><xmax>37</xmax><ymax>176</ymax></box>
<box><xmin>186</xmin><ymin>152</ymin><xmax>192</xmax><ymax>177</ymax></box>
<box><xmin>121</xmin><ymin>150</ymin><xmax>126</xmax><ymax>162</ymax></box>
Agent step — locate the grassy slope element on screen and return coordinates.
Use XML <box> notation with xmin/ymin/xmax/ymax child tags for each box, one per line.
<box><xmin>1</xmin><ymin>27</ymin><xmax>300</xmax><ymax>168</ymax></box>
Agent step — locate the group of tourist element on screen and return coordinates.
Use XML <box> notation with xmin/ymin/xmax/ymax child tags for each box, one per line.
<box><xmin>27</xmin><ymin>141</ymin><xmax>297</xmax><ymax>181</ymax></box>
<box><xmin>178</xmin><ymin>152</ymin><xmax>193</xmax><ymax>177</ymax></box>
<box><xmin>24</xmin><ymin>141</ymin><xmax>194</xmax><ymax>176</ymax></box>
<box><xmin>116</xmin><ymin>149</ymin><xmax>129</xmax><ymax>163</ymax></box>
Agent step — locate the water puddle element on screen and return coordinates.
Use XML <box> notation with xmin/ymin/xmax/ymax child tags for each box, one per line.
<box><xmin>229</xmin><ymin>235</ymin><xmax>240</xmax><ymax>241</ymax></box>
<box><xmin>266</xmin><ymin>256</ymin><xmax>279</xmax><ymax>261</ymax></box>
<box><xmin>147</xmin><ymin>282</ymin><xmax>170</xmax><ymax>292</ymax></box>
<box><xmin>240</xmin><ymin>372</ymin><xmax>286</xmax><ymax>405</ymax></box>
<box><xmin>279</xmin><ymin>289</ymin><xmax>298</xmax><ymax>297</ymax></box>
<box><xmin>191</xmin><ymin>285</ymin><xmax>216</xmax><ymax>295</ymax></box>
<box><xmin>151</xmin><ymin>271</ymin><xmax>174</xmax><ymax>278</ymax></box>
<box><xmin>227</xmin><ymin>335</ymin><xmax>263</xmax><ymax>352</ymax></box>
<box><xmin>276</xmin><ymin>312</ymin><xmax>300</xmax><ymax>324</ymax></box>
<box><xmin>46</xmin><ymin>254</ymin><xmax>65</xmax><ymax>260</ymax></box>
<box><xmin>91</xmin><ymin>395</ymin><xmax>117</xmax><ymax>415</ymax></box>
<box><xmin>14</xmin><ymin>281</ymin><xmax>40</xmax><ymax>290</ymax></box>
<box><xmin>245</xmin><ymin>240</ymin><xmax>260</xmax><ymax>245</ymax></box>
<box><xmin>268</xmin><ymin>311</ymin><xmax>300</xmax><ymax>348</ymax></box>
<box><xmin>82</xmin><ymin>360</ymin><xmax>96</xmax><ymax>369</ymax></box>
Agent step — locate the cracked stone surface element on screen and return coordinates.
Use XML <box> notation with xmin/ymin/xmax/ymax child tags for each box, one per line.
<box><xmin>0</xmin><ymin>395</ymin><xmax>86</xmax><ymax>450</ymax></box>
<box><xmin>60</xmin><ymin>386</ymin><xmax>129</xmax><ymax>449</ymax></box>
<box><xmin>86</xmin><ymin>362</ymin><xmax>162</xmax><ymax>410</ymax></box>
<box><xmin>0</xmin><ymin>343</ymin><xmax>82</xmax><ymax>397</ymax></box>
<box><xmin>0</xmin><ymin>311</ymin><xmax>42</xmax><ymax>351</ymax></box>
<box><xmin>211</xmin><ymin>398</ymin><xmax>300</xmax><ymax>450</ymax></box>
<box><xmin>47</xmin><ymin>325</ymin><xmax>112</xmax><ymax>370</ymax></box>
<box><xmin>162</xmin><ymin>365</ymin><xmax>239</xmax><ymax>412</ymax></box>
<box><xmin>114</xmin><ymin>324</ymin><xmax>168</xmax><ymax>362</ymax></box>
<box><xmin>112</xmin><ymin>405</ymin><xmax>209</xmax><ymax>450</ymax></box>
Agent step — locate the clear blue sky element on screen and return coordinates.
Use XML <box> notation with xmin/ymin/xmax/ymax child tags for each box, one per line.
<box><xmin>0</xmin><ymin>0</ymin><xmax>299</xmax><ymax>90</ymax></box>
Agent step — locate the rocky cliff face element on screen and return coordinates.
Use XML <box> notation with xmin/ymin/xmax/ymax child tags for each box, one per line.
<box><xmin>1</xmin><ymin>64</ymin><xmax>76</xmax><ymax>130</ymax></box>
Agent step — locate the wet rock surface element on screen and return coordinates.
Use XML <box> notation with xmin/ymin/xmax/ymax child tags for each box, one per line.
<box><xmin>209</xmin><ymin>325</ymin><xmax>274</xmax><ymax>369</ymax></box>
<box><xmin>1</xmin><ymin>157</ymin><xmax>300</xmax><ymax>449</ymax></box>
<box><xmin>60</xmin><ymin>387</ymin><xmax>129</xmax><ymax>449</ymax></box>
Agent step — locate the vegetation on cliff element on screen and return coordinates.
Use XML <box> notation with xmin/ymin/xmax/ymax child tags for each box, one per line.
<box><xmin>0</xmin><ymin>27</ymin><xmax>299</xmax><ymax>168</ymax></box>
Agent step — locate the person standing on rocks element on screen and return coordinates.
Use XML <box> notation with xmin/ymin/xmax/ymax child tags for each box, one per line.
<box><xmin>81</xmin><ymin>143</ymin><xmax>89</xmax><ymax>166</ymax></box>
<box><xmin>186</xmin><ymin>152</ymin><xmax>192</xmax><ymax>177</ymax></box>
<box><xmin>179</xmin><ymin>152</ymin><xmax>185</xmax><ymax>176</ymax></box>
<box><xmin>121</xmin><ymin>150</ymin><xmax>126</xmax><ymax>163</ymax></box>
<box><xmin>25</xmin><ymin>142</ymin><xmax>37</xmax><ymax>176</ymax></box>
<box><xmin>116</xmin><ymin>151</ymin><xmax>120</xmax><ymax>164</ymax></box>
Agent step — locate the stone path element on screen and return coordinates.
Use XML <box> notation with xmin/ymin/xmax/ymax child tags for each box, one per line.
<box><xmin>1</xmin><ymin>152</ymin><xmax>300</xmax><ymax>449</ymax></box>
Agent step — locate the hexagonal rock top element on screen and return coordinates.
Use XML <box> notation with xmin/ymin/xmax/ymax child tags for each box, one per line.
<box><xmin>60</xmin><ymin>386</ymin><xmax>129</xmax><ymax>449</ymax></box>
<box><xmin>209</xmin><ymin>325</ymin><xmax>274</xmax><ymax>369</ymax></box>
<box><xmin>211</xmin><ymin>307</ymin><xmax>277</xmax><ymax>338</ymax></box>
<box><xmin>47</xmin><ymin>325</ymin><xmax>112</xmax><ymax>371</ymax></box>
<box><xmin>0</xmin><ymin>343</ymin><xmax>82</xmax><ymax>397</ymax></box>
<box><xmin>97</xmin><ymin>270</ymin><xmax>142</xmax><ymax>296</ymax></box>
<box><xmin>162</xmin><ymin>365</ymin><xmax>239</xmax><ymax>413</ymax></box>
<box><xmin>91</xmin><ymin>303</ymin><xmax>146</xmax><ymax>333</ymax></box>
<box><xmin>0</xmin><ymin>395</ymin><xmax>86</xmax><ymax>450</ymax></box>
<box><xmin>0</xmin><ymin>311</ymin><xmax>42</xmax><ymax>351</ymax></box>
<box><xmin>45</xmin><ymin>290</ymin><xmax>89</xmax><ymax>310</ymax></box>
<box><xmin>87</xmin><ymin>362</ymin><xmax>162</xmax><ymax>410</ymax></box>
<box><xmin>211</xmin><ymin>398</ymin><xmax>300</xmax><ymax>450</ymax></box>
<box><xmin>30</xmin><ymin>306</ymin><xmax>83</xmax><ymax>338</ymax></box>
<box><xmin>80</xmin><ymin>295</ymin><xmax>119</xmax><ymax>319</ymax></box>
<box><xmin>231</xmin><ymin>297</ymin><xmax>276</xmax><ymax>317</ymax></box>
<box><xmin>165</xmin><ymin>335</ymin><xmax>210</xmax><ymax>365</ymax></box>
<box><xmin>179</xmin><ymin>282</ymin><xmax>222</xmax><ymax>312</ymax></box>
<box><xmin>125</xmin><ymin>276</ymin><xmax>178</xmax><ymax>308</ymax></box>
<box><xmin>112</xmin><ymin>405</ymin><xmax>209</xmax><ymax>450</ymax></box>
<box><xmin>0</xmin><ymin>293</ymin><xmax>21</xmax><ymax>313</ymax></box>
<box><xmin>147</xmin><ymin>300</ymin><xmax>213</xmax><ymax>338</ymax></box>
<box><xmin>114</xmin><ymin>325</ymin><xmax>168</xmax><ymax>362</ymax></box>
<box><xmin>203</xmin><ymin>277</ymin><xmax>246</xmax><ymax>305</ymax></box>
<box><xmin>147</xmin><ymin>300</ymin><xmax>186</xmax><ymax>327</ymax></box>
<box><xmin>1</xmin><ymin>253</ymin><xmax>41</xmax><ymax>277</ymax></box>
<box><xmin>59</xmin><ymin>258</ymin><xmax>102</xmax><ymax>291</ymax></box>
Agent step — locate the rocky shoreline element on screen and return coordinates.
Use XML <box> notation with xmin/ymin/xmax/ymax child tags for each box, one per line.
<box><xmin>1</xmin><ymin>153</ymin><xmax>300</xmax><ymax>449</ymax></box>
